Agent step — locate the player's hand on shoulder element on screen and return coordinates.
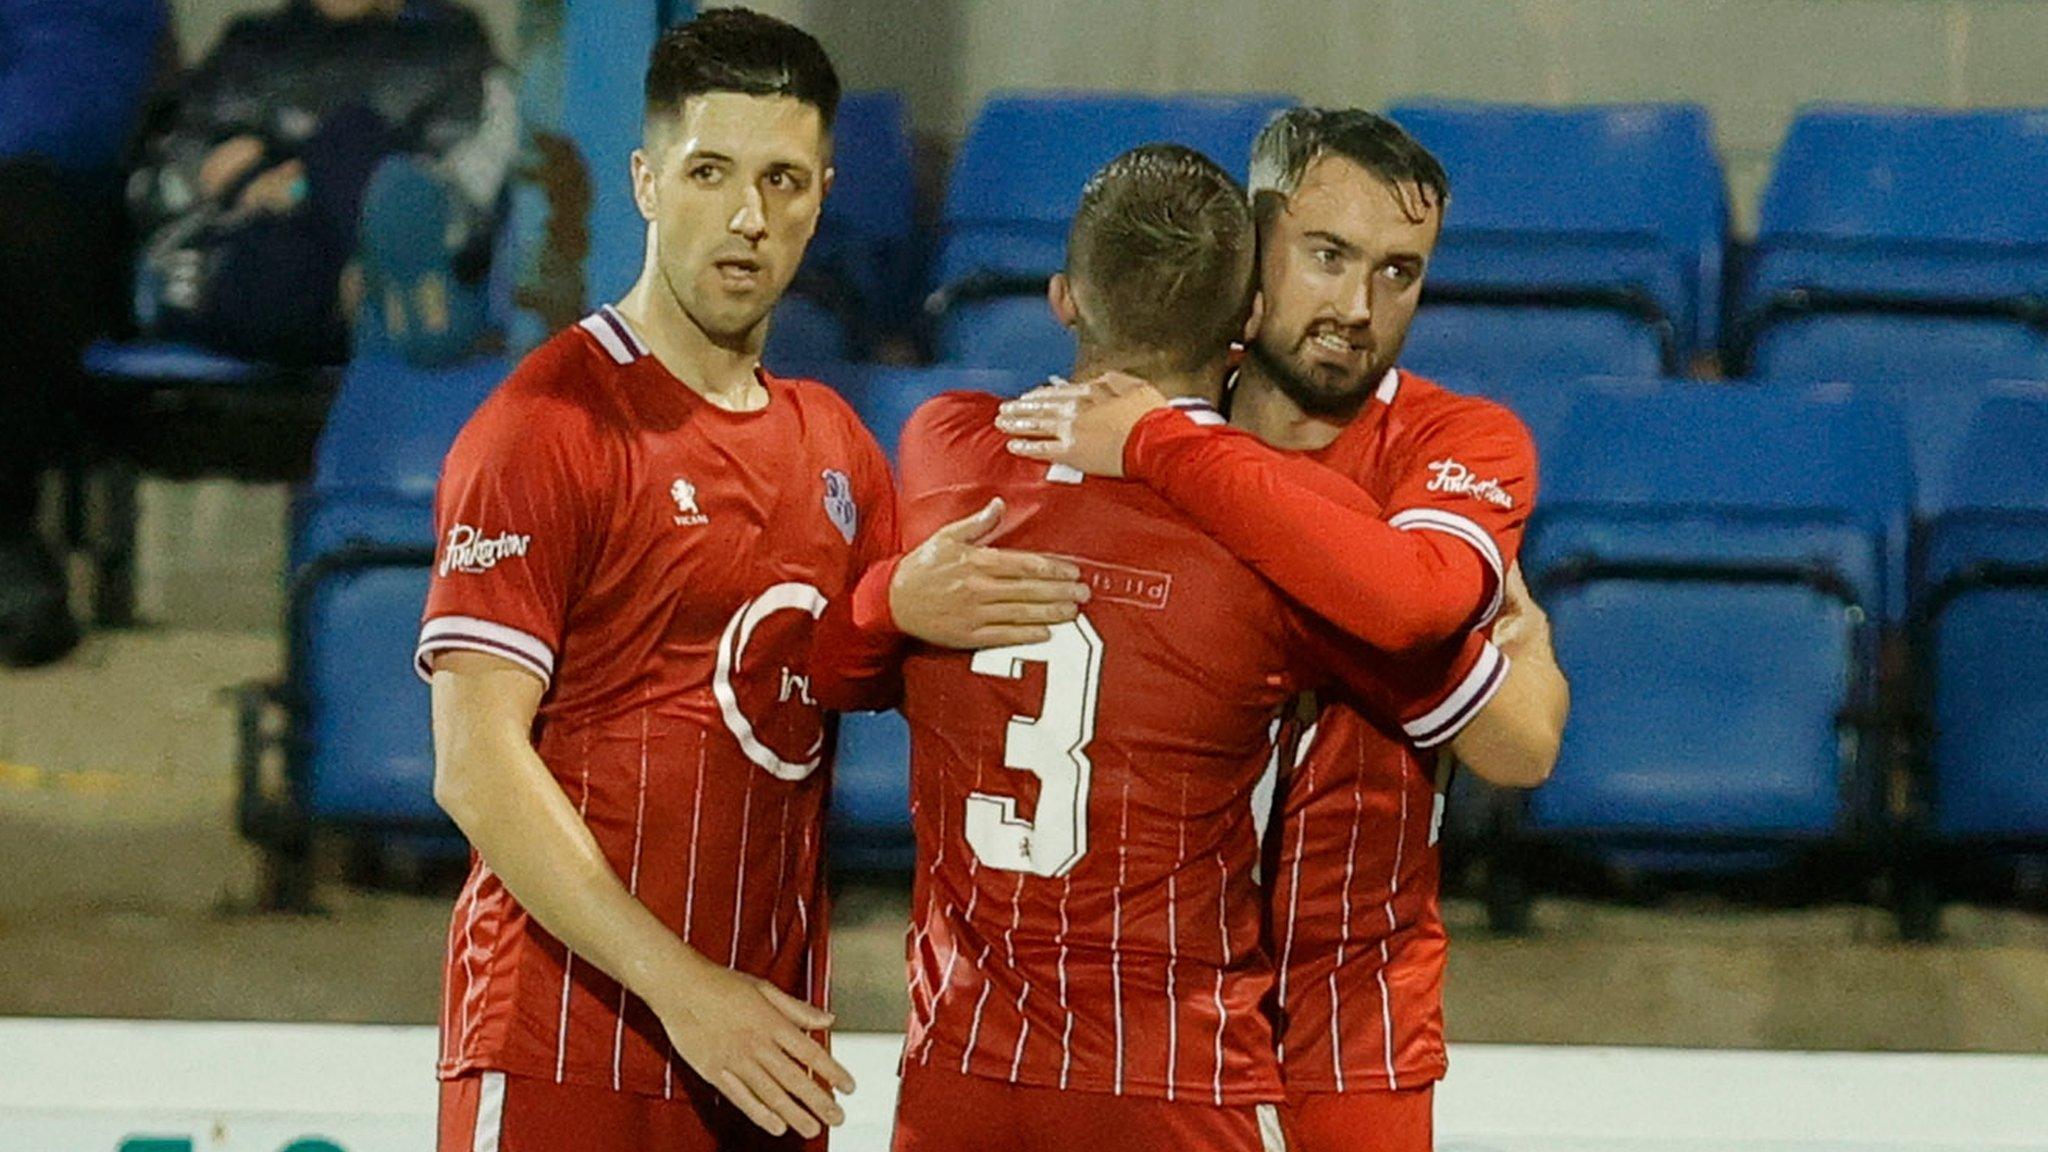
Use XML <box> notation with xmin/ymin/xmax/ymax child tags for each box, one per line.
<box><xmin>649</xmin><ymin>956</ymin><xmax>855</xmax><ymax>1139</ymax></box>
<box><xmin>890</xmin><ymin>497</ymin><xmax>1091</xmax><ymax>649</ymax></box>
<box><xmin>996</xmin><ymin>371</ymin><xmax>1169</xmax><ymax>478</ymax></box>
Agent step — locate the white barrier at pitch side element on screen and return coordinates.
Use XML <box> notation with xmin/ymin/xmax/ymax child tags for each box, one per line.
<box><xmin>1</xmin><ymin>1018</ymin><xmax>2045</xmax><ymax>1151</ymax></box>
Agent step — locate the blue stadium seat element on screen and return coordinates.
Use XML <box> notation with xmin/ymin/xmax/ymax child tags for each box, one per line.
<box><xmin>929</xmin><ymin>297</ymin><xmax>1074</xmax><ymax>381</ymax></box>
<box><xmin>844</xmin><ymin>366</ymin><xmax>1045</xmax><ymax>463</ymax></box>
<box><xmin>929</xmin><ymin>91</ymin><xmax>1289</xmax><ymax>364</ymax></box>
<box><xmin>1511</xmin><ymin>382</ymin><xmax>1906</xmax><ymax>870</ymax></box>
<box><xmin>241</xmin><ymin>355</ymin><xmax>508</xmax><ymax>903</ymax></box>
<box><xmin>1749</xmin><ymin>313</ymin><xmax>2048</xmax><ymax>385</ymax></box>
<box><xmin>766</xmin><ymin>294</ymin><xmax>854</xmax><ymax>366</ymax></box>
<box><xmin>1389</xmin><ymin>102</ymin><xmax>1728</xmax><ymax>364</ymax></box>
<box><xmin>1402</xmin><ymin>305</ymin><xmax>1667</xmax><ymax>380</ymax></box>
<box><xmin>297</xmin><ymin>563</ymin><xmax>440</xmax><ymax>826</ymax></box>
<box><xmin>1737</xmin><ymin>107</ymin><xmax>2048</xmax><ymax>375</ymax></box>
<box><xmin>831</xmin><ymin>710</ymin><xmax>914</xmax><ymax>870</ymax></box>
<box><xmin>783</xmin><ymin>91</ymin><xmax>921</xmax><ymax>353</ymax></box>
<box><xmin>291</xmin><ymin>355</ymin><xmax>508</xmax><ymax>567</ymax></box>
<box><xmin>1907</xmin><ymin>383</ymin><xmax>2048</xmax><ymax>844</ymax></box>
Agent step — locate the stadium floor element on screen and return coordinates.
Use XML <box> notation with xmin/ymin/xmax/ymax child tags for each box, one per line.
<box><xmin>5</xmin><ymin>1018</ymin><xmax>2046</xmax><ymax>1151</ymax></box>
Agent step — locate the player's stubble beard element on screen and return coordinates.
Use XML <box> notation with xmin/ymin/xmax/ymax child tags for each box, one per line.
<box><xmin>654</xmin><ymin>246</ymin><xmax>772</xmax><ymax>355</ymax></box>
<box><xmin>1245</xmin><ymin>326</ymin><xmax>1392</xmax><ymax>422</ymax></box>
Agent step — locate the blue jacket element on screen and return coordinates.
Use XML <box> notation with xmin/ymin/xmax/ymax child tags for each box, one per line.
<box><xmin>0</xmin><ymin>0</ymin><xmax>167</xmax><ymax>175</ymax></box>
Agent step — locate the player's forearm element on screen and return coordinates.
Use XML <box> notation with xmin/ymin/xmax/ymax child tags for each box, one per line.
<box><xmin>432</xmin><ymin>720</ymin><xmax>712</xmax><ymax>1000</ymax></box>
<box><xmin>1126</xmin><ymin>411</ymin><xmax>1492</xmax><ymax>652</ymax></box>
<box><xmin>1448</xmin><ymin>628</ymin><xmax>1567</xmax><ymax>788</ymax></box>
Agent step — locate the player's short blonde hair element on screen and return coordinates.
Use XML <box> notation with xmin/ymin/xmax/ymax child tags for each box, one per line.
<box><xmin>1064</xmin><ymin>144</ymin><xmax>1256</xmax><ymax>375</ymax></box>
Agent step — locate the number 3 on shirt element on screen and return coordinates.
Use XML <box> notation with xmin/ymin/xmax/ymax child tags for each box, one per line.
<box><xmin>964</xmin><ymin>616</ymin><xmax>1103</xmax><ymax>877</ymax></box>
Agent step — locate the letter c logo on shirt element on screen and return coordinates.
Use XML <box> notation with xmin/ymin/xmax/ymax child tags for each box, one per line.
<box><xmin>713</xmin><ymin>582</ymin><xmax>828</xmax><ymax>781</ymax></box>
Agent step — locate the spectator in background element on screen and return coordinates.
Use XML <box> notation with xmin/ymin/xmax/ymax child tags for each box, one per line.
<box><xmin>128</xmin><ymin>0</ymin><xmax>517</xmax><ymax>367</ymax></box>
<box><xmin>0</xmin><ymin>0</ymin><xmax>169</xmax><ymax>667</ymax></box>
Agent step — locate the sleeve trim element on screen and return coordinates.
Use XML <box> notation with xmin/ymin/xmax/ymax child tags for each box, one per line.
<box><xmin>415</xmin><ymin>615</ymin><xmax>555</xmax><ymax>688</ymax></box>
<box><xmin>1405</xmin><ymin>640</ymin><xmax>1510</xmax><ymax>749</ymax></box>
<box><xmin>1389</xmin><ymin>506</ymin><xmax>1508</xmax><ymax>625</ymax></box>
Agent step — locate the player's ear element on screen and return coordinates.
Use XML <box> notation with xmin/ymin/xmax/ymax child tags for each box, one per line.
<box><xmin>1048</xmin><ymin>273</ymin><xmax>1080</xmax><ymax>330</ymax></box>
<box><xmin>630</xmin><ymin>148</ymin><xmax>659</xmax><ymax>222</ymax></box>
<box><xmin>1242</xmin><ymin>289</ymin><xmax>1266</xmax><ymax>344</ymax></box>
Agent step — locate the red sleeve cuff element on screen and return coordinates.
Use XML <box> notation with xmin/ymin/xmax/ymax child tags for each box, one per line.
<box><xmin>851</xmin><ymin>554</ymin><xmax>906</xmax><ymax>639</ymax></box>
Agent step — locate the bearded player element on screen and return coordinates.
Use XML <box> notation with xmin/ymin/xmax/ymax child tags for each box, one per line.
<box><xmin>815</xmin><ymin>144</ymin><xmax>1513</xmax><ymax>1151</ymax></box>
<box><xmin>1001</xmin><ymin>108</ymin><xmax>1571</xmax><ymax>1152</ymax></box>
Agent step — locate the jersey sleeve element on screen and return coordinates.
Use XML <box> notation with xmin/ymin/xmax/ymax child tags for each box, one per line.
<box><xmin>896</xmin><ymin>392</ymin><xmax>1011</xmax><ymax>544</ymax></box>
<box><xmin>809</xmin><ymin>408</ymin><xmax>909</xmax><ymax>713</ymax></box>
<box><xmin>1294</xmin><ymin>620</ymin><xmax>1511</xmax><ymax>750</ymax></box>
<box><xmin>414</xmin><ymin>384</ymin><xmax>609</xmax><ymax>688</ymax></box>
<box><xmin>1376</xmin><ymin>399</ymin><xmax>1538</xmax><ymax>627</ymax></box>
<box><xmin>1122</xmin><ymin>407</ymin><xmax>1496</xmax><ymax>653</ymax></box>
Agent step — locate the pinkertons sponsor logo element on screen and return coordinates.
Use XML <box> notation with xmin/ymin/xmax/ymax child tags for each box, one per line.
<box><xmin>440</xmin><ymin>523</ymin><xmax>531</xmax><ymax>576</ymax></box>
<box><xmin>1425</xmin><ymin>458</ymin><xmax>1515</xmax><ymax>509</ymax></box>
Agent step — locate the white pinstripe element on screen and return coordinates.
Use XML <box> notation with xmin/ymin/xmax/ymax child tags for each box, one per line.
<box><xmin>450</xmin><ymin>865</ymin><xmax>483</xmax><ymax>1067</ymax></box>
<box><xmin>1008</xmin><ymin>983</ymin><xmax>1033</xmax><ymax>1082</ymax></box>
<box><xmin>1000</xmin><ymin>872</ymin><xmax>1027</xmax><ymax>1080</ymax></box>
<box><xmin>555</xmin><ymin>761</ymin><xmax>591</xmax><ymax>1082</ymax></box>
<box><xmin>683</xmin><ymin>732</ymin><xmax>706</xmax><ymax>939</ymax></box>
<box><xmin>1381</xmin><ymin>783</ymin><xmax>1411</xmax><ymax>1088</ymax></box>
<box><xmin>1112</xmin><ymin>777</ymin><xmax>1130</xmax><ymax>1094</ymax></box>
<box><xmin>1166</xmin><ymin>789</ymin><xmax>1185</xmax><ymax>1102</ymax></box>
<box><xmin>1329</xmin><ymin>749</ymin><xmax>1366</xmax><ymax>1092</ymax></box>
<box><xmin>729</xmin><ymin>772</ymin><xmax>755</xmax><ymax>967</ymax></box>
<box><xmin>961</xmin><ymin>943</ymin><xmax>995</xmax><ymax>1073</ymax></box>
<box><xmin>1274</xmin><ymin>736</ymin><xmax>1316</xmax><ymax>1065</ymax></box>
<box><xmin>769</xmin><ymin>791</ymin><xmax>793</xmax><ymax>954</ymax></box>
<box><xmin>1211</xmin><ymin>852</ymin><xmax>1230</xmax><ymax>1106</ymax></box>
<box><xmin>612</xmin><ymin>704</ymin><xmax>652</xmax><ymax>1090</ymax></box>
<box><xmin>1057</xmin><ymin>876</ymin><xmax>1074</xmax><ymax>1088</ymax></box>
<box><xmin>667</xmin><ymin>731</ymin><xmax>707</xmax><ymax>1098</ymax></box>
<box><xmin>921</xmin><ymin>903</ymin><xmax>964</xmax><ymax>1066</ymax></box>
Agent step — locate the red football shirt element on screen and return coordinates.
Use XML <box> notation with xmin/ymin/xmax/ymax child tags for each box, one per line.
<box><xmin>414</xmin><ymin>306</ymin><xmax>896</xmax><ymax>1097</ymax></box>
<box><xmin>1266</xmin><ymin>368</ymin><xmax>1537</xmax><ymax>1093</ymax></box>
<box><xmin>889</xmin><ymin>391</ymin><xmax>1501</xmax><ymax>1107</ymax></box>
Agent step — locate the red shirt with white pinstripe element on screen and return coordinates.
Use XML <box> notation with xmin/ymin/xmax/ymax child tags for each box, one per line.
<box><xmin>1267</xmin><ymin>368</ymin><xmax>1537</xmax><ymax>1094</ymax></box>
<box><xmin>890</xmin><ymin>391</ymin><xmax>1502</xmax><ymax>1107</ymax></box>
<box><xmin>414</xmin><ymin>306</ymin><xmax>896</xmax><ymax>1098</ymax></box>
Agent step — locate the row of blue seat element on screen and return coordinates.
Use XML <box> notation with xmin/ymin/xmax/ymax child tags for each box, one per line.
<box><xmin>264</xmin><ymin>361</ymin><xmax>2048</xmax><ymax>911</ymax></box>
<box><xmin>778</xmin><ymin>96</ymin><xmax>2048</xmax><ymax>390</ymax></box>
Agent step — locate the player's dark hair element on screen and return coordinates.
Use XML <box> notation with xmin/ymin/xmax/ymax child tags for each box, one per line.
<box><xmin>1064</xmin><ymin>144</ymin><xmax>1256</xmax><ymax>376</ymax></box>
<box><xmin>1247</xmin><ymin>107</ymin><xmax>1449</xmax><ymax>227</ymax></box>
<box><xmin>643</xmin><ymin>7</ymin><xmax>840</xmax><ymax>142</ymax></box>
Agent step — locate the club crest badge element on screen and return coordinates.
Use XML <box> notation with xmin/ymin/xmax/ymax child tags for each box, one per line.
<box><xmin>821</xmin><ymin>469</ymin><xmax>858</xmax><ymax>544</ymax></box>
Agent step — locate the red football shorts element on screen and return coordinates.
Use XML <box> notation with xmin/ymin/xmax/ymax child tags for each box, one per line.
<box><xmin>1284</xmin><ymin>1085</ymin><xmax>1434</xmax><ymax>1152</ymax></box>
<box><xmin>892</xmin><ymin>1063</ymin><xmax>1290</xmax><ymax>1152</ymax></box>
<box><xmin>439</xmin><ymin>1070</ymin><xmax>827</xmax><ymax>1152</ymax></box>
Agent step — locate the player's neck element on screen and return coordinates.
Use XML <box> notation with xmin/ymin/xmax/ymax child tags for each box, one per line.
<box><xmin>614</xmin><ymin>282</ymin><xmax>768</xmax><ymax>412</ymax></box>
<box><xmin>1231</xmin><ymin>358</ymin><xmax>1347</xmax><ymax>452</ymax></box>
<box><xmin>1069</xmin><ymin>355</ymin><xmax>1225</xmax><ymax>408</ymax></box>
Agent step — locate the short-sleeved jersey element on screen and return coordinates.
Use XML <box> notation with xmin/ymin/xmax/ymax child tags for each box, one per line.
<box><xmin>893</xmin><ymin>391</ymin><xmax>1498</xmax><ymax>1108</ymax></box>
<box><xmin>1268</xmin><ymin>368</ymin><xmax>1537</xmax><ymax>1094</ymax></box>
<box><xmin>415</xmin><ymin>306</ymin><xmax>896</xmax><ymax>1098</ymax></box>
